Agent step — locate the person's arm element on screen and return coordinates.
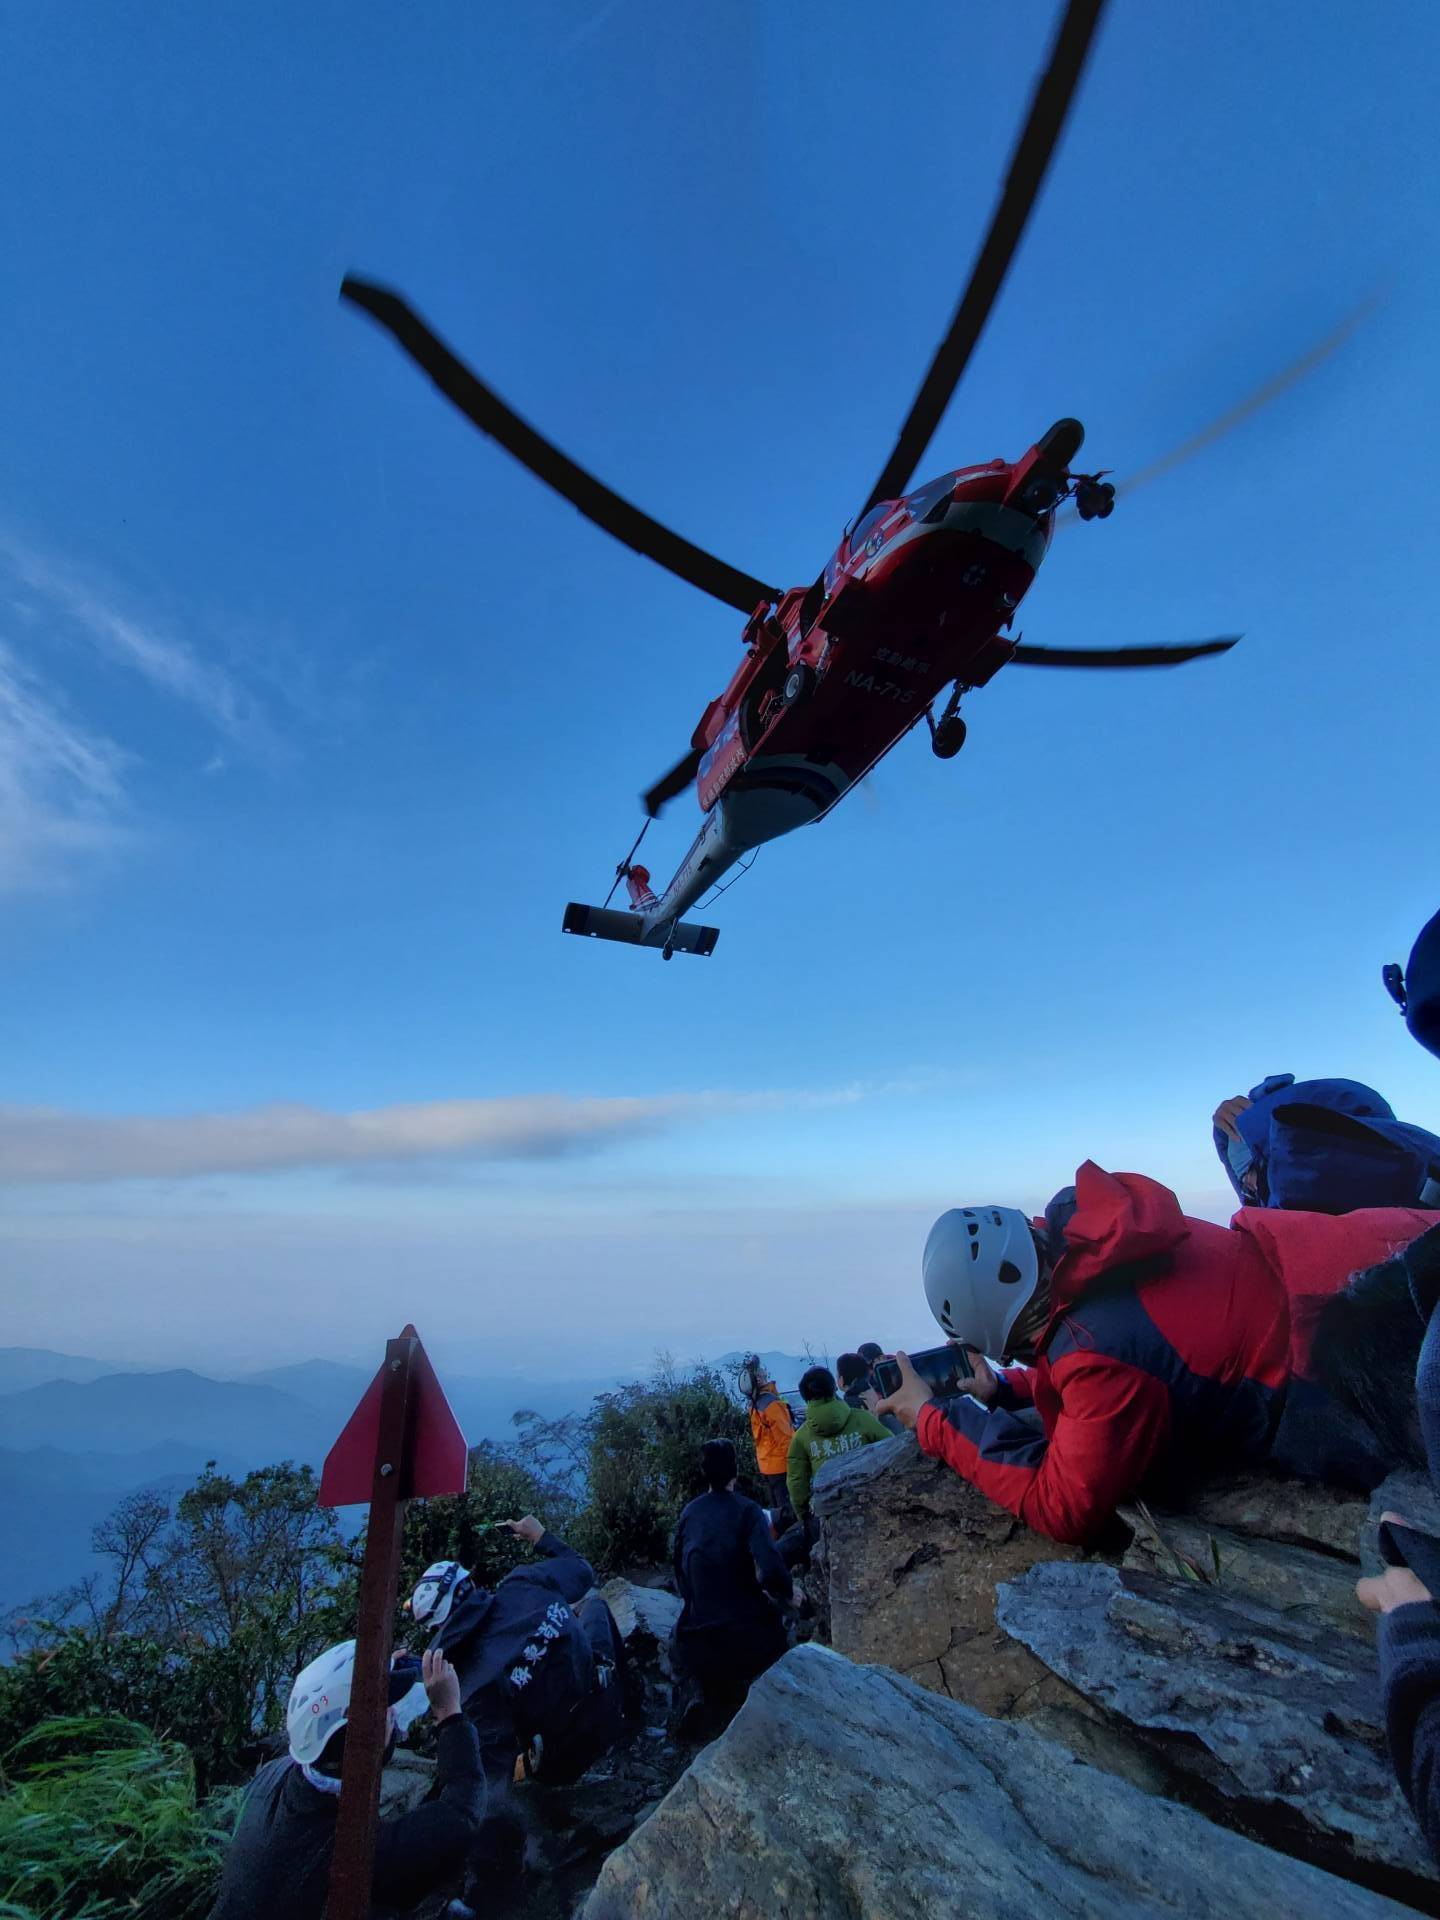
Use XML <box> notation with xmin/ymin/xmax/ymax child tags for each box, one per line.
<box><xmin>1379</xmin><ymin>1602</ymin><xmax>1440</xmax><ymax>1861</ymax></box>
<box><xmin>786</xmin><ymin>1430</ymin><xmax>811</xmax><ymax>1516</ymax></box>
<box><xmin>746</xmin><ymin>1501</ymin><xmax>794</xmax><ymax>1607</ymax></box>
<box><xmin>895</xmin><ymin>1351</ymin><xmax>1170</xmax><ymax>1545</ymax></box>
<box><xmin>761</xmin><ymin>1399</ymin><xmax>794</xmax><ymax>1452</ymax></box>
<box><xmin>504</xmin><ymin>1515</ymin><xmax>596</xmax><ymax>1603</ymax></box>
<box><xmin>371</xmin><ymin>1652</ymin><xmax>485</xmax><ymax>1909</ymax></box>
<box><xmin>991</xmin><ymin>1362</ymin><xmax>1037</xmax><ymax>1411</ymax></box>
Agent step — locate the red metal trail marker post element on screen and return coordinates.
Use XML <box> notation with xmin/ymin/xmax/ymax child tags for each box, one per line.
<box><xmin>318</xmin><ymin>1325</ymin><xmax>467</xmax><ymax>1920</ymax></box>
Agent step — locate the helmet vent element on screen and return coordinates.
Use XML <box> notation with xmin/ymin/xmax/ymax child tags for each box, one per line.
<box><xmin>991</xmin><ymin>1210</ymin><xmax>1003</xmax><ymax>1227</ymax></box>
<box><xmin>998</xmin><ymin>1259</ymin><xmax>1023</xmax><ymax>1286</ymax></box>
<box><xmin>970</xmin><ymin>1240</ymin><xmax>980</xmax><ymax>1261</ymax></box>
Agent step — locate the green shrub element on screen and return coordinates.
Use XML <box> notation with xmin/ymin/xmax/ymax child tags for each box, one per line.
<box><xmin>0</xmin><ymin>1717</ymin><xmax>238</xmax><ymax>1920</ymax></box>
<box><xmin>398</xmin><ymin>1441</ymin><xmax>570</xmax><ymax>1611</ymax></box>
<box><xmin>568</xmin><ymin>1360</ymin><xmax>754</xmax><ymax>1574</ymax></box>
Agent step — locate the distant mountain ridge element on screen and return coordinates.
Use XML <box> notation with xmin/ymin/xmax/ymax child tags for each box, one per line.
<box><xmin>0</xmin><ymin>1370</ymin><xmax>334</xmax><ymax>1465</ymax></box>
<box><xmin>0</xmin><ymin>1344</ymin><xmax>818</xmax><ymax>1620</ymax></box>
<box><xmin>0</xmin><ymin>1348</ymin><xmax>145</xmax><ymax>1395</ymax></box>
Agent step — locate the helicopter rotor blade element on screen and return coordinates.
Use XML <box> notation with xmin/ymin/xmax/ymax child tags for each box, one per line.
<box><xmin>859</xmin><ymin>0</ymin><xmax>1106</xmax><ymax>518</ymax></box>
<box><xmin>340</xmin><ymin>276</ymin><xmax>781</xmax><ymax>616</ymax></box>
<box><xmin>641</xmin><ymin>744</ymin><xmax>705</xmax><ymax>818</ymax></box>
<box><xmin>1055</xmin><ymin>292</ymin><xmax>1378</xmax><ymax>527</ymax></box>
<box><xmin>1009</xmin><ymin>636</ymin><xmax>1240</xmax><ymax>669</ymax></box>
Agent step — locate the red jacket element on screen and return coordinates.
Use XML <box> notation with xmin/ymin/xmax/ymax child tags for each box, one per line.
<box><xmin>916</xmin><ymin>1161</ymin><xmax>1438</xmax><ymax>1545</ymax></box>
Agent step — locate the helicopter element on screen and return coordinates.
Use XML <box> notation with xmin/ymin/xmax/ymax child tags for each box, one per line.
<box><xmin>341</xmin><ymin>0</ymin><xmax>1355</xmax><ymax>960</ymax></box>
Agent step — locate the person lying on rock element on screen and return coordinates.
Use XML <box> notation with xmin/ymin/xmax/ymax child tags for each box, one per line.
<box><xmin>672</xmin><ymin>1438</ymin><xmax>793</xmax><ymax>1733</ymax></box>
<box><xmin>208</xmin><ymin>1644</ymin><xmax>481</xmax><ymax>1920</ymax></box>
<box><xmin>874</xmin><ymin>1161</ymin><xmax>1440</xmax><ymax>1545</ymax></box>
<box><xmin>1212</xmin><ymin>1074</ymin><xmax>1440</xmax><ymax>1213</ymax></box>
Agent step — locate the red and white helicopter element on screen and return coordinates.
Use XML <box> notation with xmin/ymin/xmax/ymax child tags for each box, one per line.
<box><xmin>343</xmin><ymin>0</ymin><xmax>1354</xmax><ymax>959</ymax></box>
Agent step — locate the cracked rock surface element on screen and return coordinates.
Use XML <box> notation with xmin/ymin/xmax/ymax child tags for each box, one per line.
<box><xmin>584</xmin><ymin>1644</ymin><xmax>1416</xmax><ymax>1919</ymax></box>
<box><xmin>998</xmin><ymin>1561</ymin><xmax>1437</xmax><ymax>1908</ymax></box>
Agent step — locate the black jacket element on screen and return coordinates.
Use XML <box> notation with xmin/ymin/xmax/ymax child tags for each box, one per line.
<box><xmin>1378</xmin><ymin>1225</ymin><xmax>1440</xmax><ymax>1862</ymax></box>
<box><xmin>672</xmin><ymin>1488</ymin><xmax>792</xmax><ymax>1635</ymax></box>
<box><xmin>433</xmin><ymin>1531</ymin><xmax>596</xmax><ymax>1747</ymax></box>
<box><xmin>207</xmin><ymin>1714</ymin><xmax>483</xmax><ymax>1920</ymax></box>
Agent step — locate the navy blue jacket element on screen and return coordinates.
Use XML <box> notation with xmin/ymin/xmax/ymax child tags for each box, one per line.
<box><xmin>432</xmin><ymin>1531</ymin><xmax>596</xmax><ymax>1749</ymax></box>
<box><xmin>1214</xmin><ymin>1074</ymin><xmax>1440</xmax><ymax>1214</ymax></box>
<box><xmin>672</xmin><ymin>1489</ymin><xmax>792</xmax><ymax>1634</ymax></box>
<box><xmin>1377</xmin><ymin>1225</ymin><xmax>1440</xmax><ymax>1863</ymax></box>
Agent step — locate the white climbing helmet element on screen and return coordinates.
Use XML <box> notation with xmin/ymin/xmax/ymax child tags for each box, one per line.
<box><xmin>410</xmin><ymin>1560</ymin><xmax>472</xmax><ymax>1630</ymax></box>
<box><xmin>923</xmin><ymin>1206</ymin><xmax>1040</xmax><ymax>1355</ymax></box>
<box><xmin>286</xmin><ymin>1640</ymin><xmax>358</xmax><ymax>1767</ymax></box>
<box><xmin>286</xmin><ymin>1640</ymin><xmax>428</xmax><ymax>1765</ymax></box>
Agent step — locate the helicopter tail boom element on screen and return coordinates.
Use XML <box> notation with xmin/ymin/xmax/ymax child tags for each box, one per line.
<box><xmin>562</xmin><ymin>902</ymin><xmax>720</xmax><ymax>957</ymax></box>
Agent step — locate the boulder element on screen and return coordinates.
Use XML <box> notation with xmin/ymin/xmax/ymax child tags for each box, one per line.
<box><xmin>997</xmin><ymin>1561</ymin><xmax>1438</xmax><ymax>1909</ymax></box>
<box><xmin>1120</xmin><ymin>1503</ymin><xmax>1369</xmax><ymax>1640</ymax></box>
<box><xmin>379</xmin><ymin>1748</ymin><xmax>435</xmax><ymax>1819</ymax></box>
<box><xmin>583</xmin><ymin>1644</ymin><xmax>1414</xmax><ymax>1919</ymax></box>
<box><xmin>599</xmin><ymin>1576</ymin><xmax>682</xmax><ymax>1653</ymax></box>
<box><xmin>1182</xmin><ymin>1468</ymin><xmax>1369</xmax><ymax>1558</ymax></box>
<box><xmin>809</xmin><ymin>1430</ymin><xmax>1085</xmax><ymax>1712</ymax></box>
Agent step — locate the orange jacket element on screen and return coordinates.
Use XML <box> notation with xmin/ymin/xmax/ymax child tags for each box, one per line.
<box><xmin>748</xmin><ymin>1382</ymin><xmax>795</xmax><ymax>1476</ymax></box>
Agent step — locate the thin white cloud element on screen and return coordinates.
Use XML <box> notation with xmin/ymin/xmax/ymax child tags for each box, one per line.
<box><xmin>0</xmin><ymin>532</ymin><xmax>296</xmax><ymax>889</ymax></box>
<box><xmin>0</xmin><ymin>642</ymin><xmax>132</xmax><ymax>893</ymax></box>
<box><xmin>0</xmin><ymin>534</ymin><xmax>278</xmax><ymax>756</ymax></box>
<box><xmin>0</xmin><ymin>1086</ymin><xmax>868</xmax><ymax>1184</ymax></box>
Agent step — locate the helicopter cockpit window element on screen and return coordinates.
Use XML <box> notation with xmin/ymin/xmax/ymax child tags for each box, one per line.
<box><xmin>847</xmin><ymin>506</ymin><xmax>888</xmax><ymax>555</ymax></box>
<box><xmin>906</xmin><ymin>474</ymin><xmax>955</xmax><ymax>522</ymax></box>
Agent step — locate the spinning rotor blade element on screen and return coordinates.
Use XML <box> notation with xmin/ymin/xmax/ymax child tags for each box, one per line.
<box><xmin>642</xmin><ymin>745</ymin><xmax>704</xmax><ymax>818</ymax></box>
<box><xmin>1056</xmin><ymin>292</ymin><xmax>1378</xmax><ymax>526</ymax></box>
<box><xmin>860</xmin><ymin>0</ymin><xmax>1106</xmax><ymax>517</ymax></box>
<box><xmin>1009</xmin><ymin>636</ymin><xmax>1239</xmax><ymax>668</ymax></box>
<box><xmin>341</xmin><ymin>277</ymin><xmax>781</xmax><ymax>616</ymax></box>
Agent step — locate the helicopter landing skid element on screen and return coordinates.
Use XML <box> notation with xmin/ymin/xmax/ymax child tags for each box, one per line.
<box><xmin>562</xmin><ymin>902</ymin><xmax>720</xmax><ymax>957</ymax></box>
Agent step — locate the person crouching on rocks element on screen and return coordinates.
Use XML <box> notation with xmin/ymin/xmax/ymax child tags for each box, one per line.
<box><xmin>409</xmin><ymin>1516</ymin><xmax>633</xmax><ymax>1903</ymax></box>
<box><xmin>875</xmin><ymin>1161</ymin><xmax>1440</xmax><ymax>1546</ymax></box>
<box><xmin>208</xmin><ymin>1644</ymin><xmax>480</xmax><ymax>1920</ymax></box>
<box><xmin>672</xmin><ymin>1438</ymin><xmax>793</xmax><ymax>1735</ymax></box>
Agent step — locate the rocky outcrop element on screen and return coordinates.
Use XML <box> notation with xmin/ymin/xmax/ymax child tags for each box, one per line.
<box><xmin>809</xmin><ymin>1431</ymin><xmax>1083</xmax><ymax>1709</ymax></box>
<box><xmin>811</xmin><ymin>1431</ymin><xmax>1440</xmax><ymax>1908</ymax></box>
<box><xmin>598</xmin><ymin>1576</ymin><xmax>681</xmax><ymax>1658</ymax></box>
<box><xmin>584</xmin><ymin>1644</ymin><xmax>1415</xmax><ymax>1919</ymax></box>
<box><xmin>998</xmin><ymin>1561</ymin><xmax>1434</xmax><ymax>1909</ymax></box>
<box><xmin>807</xmin><ymin>1429</ymin><xmax>1176</xmax><ymax>1790</ymax></box>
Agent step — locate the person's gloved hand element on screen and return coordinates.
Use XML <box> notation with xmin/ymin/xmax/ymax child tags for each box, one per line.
<box><xmin>875</xmin><ymin>1352</ymin><xmax>939</xmax><ymax>1431</ymax></box>
<box><xmin>1357</xmin><ymin>1509</ymin><xmax>1436</xmax><ymax>1614</ymax></box>
<box><xmin>422</xmin><ymin>1648</ymin><xmax>462</xmax><ymax>1723</ymax></box>
<box><xmin>1213</xmin><ymin>1095</ymin><xmax>1253</xmax><ymax>1142</ymax></box>
<box><xmin>502</xmin><ymin>1515</ymin><xmax>546</xmax><ymax>1546</ymax></box>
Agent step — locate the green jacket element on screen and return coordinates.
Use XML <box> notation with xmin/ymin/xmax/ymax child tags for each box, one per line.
<box><xmin>786</xmin><ymin>1397</ymin><xmax>892</xmax><ymax>1515</ymax></box>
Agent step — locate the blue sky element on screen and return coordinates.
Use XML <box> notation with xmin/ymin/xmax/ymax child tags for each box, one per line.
<box><xmin>3</xmin><ymin>0</ymin><xmax>1437</xmax><ymax>1379</ymax></box>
